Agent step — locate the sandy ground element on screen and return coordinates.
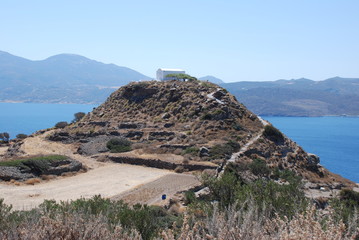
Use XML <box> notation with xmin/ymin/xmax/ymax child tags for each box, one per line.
<box><xmin>0</xmin><ymin>146</ymin><xmax>7</xmax><ymax>155</ymax></box>
<box><xmin>0</xmin><ymin>163</ymin><xmax>171</xmax><ymax>210</ymax></box>
<box><xmin>112</xmin><ymin>173</ymin><xmax>201</xmax><ymax>205</ymax></box>
<box><xmin>0</xmin><ymin>132</ymin><xmax>202</xmax><ymax>210</ymax></box>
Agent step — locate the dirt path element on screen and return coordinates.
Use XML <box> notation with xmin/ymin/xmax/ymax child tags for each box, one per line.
<box><xmin>0</xmin><ymin>132</ymin><xmax>202</xmax><ymax>210</ymax></box>
<box><xmin>218</xmin><ymin>118</ymin><xmax>269</xmax><ymax>177</ymax></box>
<box><xmin>112</xmin><ymin>173</ymin><xmax>201</xmax><ymax>205</ymax></box>
<box><xmin>0</xmin><ymin>163</ymin><xmax>171</xmax><ymax>210</ymax></box>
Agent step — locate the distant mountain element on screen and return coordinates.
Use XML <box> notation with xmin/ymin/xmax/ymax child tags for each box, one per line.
<box><xmin>0</xmin><ymin>51</ymin><xmax>151</xmax><ymax>104</ymax></box>
<box><xmin>221</xmin><ymin>77</ymin><xmax>359</xmax><ymax>116</ymax></box>
<box><xmin>199</xmin><ymin>75</ymin><xmax>224</xmax><ymax>84</ymax></box>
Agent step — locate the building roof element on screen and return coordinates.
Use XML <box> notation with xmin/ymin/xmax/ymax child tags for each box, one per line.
<box><xmin>158</xmin><ymin>68</ymin><xmax>185</xmax><ymax>72</ymax></box>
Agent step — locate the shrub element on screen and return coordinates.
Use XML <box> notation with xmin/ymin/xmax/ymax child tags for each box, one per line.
<box><xmin>73</xmin><ymin>112</ymin><xmax>86</xmax><ymax>123</ymax></box>
<box><xmin>55</xmin><ymin>121</ymin><xmax>68</xmax><ymax>129</ymax></box>
<box><xmin>0</xmin><ymin>132</ymin><xmax>10</xmax><ymax>142</ymax></box>
<box><xmin>203</xmin><ymin>171</ymin><xmax>308</xmax><ymax>218</ymax></box>
<box><xmin>263</xmin><ymin>125</ymin><xmax>284</xmax><ymax>142</ymax></box>
<box><xmin>0</xmin><ymin>155</ymin><xmax>68</xmax><ymax>175</ymax></box>
<box><xmin>16</xmin><ymin>133</ymin><xmax>28</xmax><ymax>139</ymax></box>
<box><xmin>249</xmin><ymin>158</ymin><xmax>270</xmax><ymax>177</ymax></box>
<box><xmin>182</xmin><ymin>147</ymin><xmax>199</xmax><ymax>156</ymax></box>
<box><xmin>331</xmin><ymin>189</ymin><xmax>359</xmax><ymax>226</ymax></box>
<box><xmin>209</xmin><ymin>140</ymin><xmax>240</xmax><ymax>160</ymax></box>
<box><xmin>106</xmin><ymin>138</ymin><xmax>132</xmax><ymax>153</ymax></box>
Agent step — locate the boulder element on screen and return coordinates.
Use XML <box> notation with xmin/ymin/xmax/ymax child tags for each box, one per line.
<box><xmin>148</xmin><ymin>131</ymin><xmax>175</xmax><ymax>141</ymax></box>
<box><xmin>199</xmin><ymin>147</ymin><xmax>210</xmax><ymax>157</ymax></box>
<box><xmin>0</xmin><ymin>166</ymin><xmax>35</xmax><ymax>181</ymax></box>
<box><xmin>118</xmin><ymin>123</ymin><xmax>138</xmax><ymax>129</ymax></box>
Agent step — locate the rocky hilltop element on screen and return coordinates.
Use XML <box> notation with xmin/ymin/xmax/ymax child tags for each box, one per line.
<box><xmin>48</xmin><ymin>80</ymin><xmax>353</xmax><ymax>188</ymax></box>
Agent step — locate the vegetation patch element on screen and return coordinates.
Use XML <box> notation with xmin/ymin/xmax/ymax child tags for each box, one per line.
<box><xmin>182</xmin><ymin>147</ymin><xmax>199</xmax><ymax>156</ymax></box>
<box><xmin>0</xmin><ymin>155</ymin><xmax>68</xmax><ymax>175</ymax></box>
<box><xmin>209</xmin><ymin>140</ymin><xmax>240</xmax><ymax>160</ymax></box>
<box><xmin>55</xmin><ymin>121</ymin><xmax>68</xmax><ymax>129</ymax></box>
<box><xmin>263</xmin><ymin>124</ymin><xmax>284</xmax><ymax>142</ymax></box>
<box><xmin>106</xmin><ymin>138</ymin><xmax>132</xmax><ymax>153</ymax></box>
<box><xmin>249</xmin><ymin>158</ymin><xmax>271</xmax><ymax>177</ymax></box>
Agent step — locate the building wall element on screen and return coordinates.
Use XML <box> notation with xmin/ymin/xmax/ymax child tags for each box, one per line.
<box><xmin>156</xmin><ymin>69</ymin><xmax>185</xmax><ymax>81</ymax></box>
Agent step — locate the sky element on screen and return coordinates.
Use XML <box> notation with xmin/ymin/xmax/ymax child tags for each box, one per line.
<box><xmin>1</xmin><ymin>0</ymin><xmax>359</xmax><ymax>82</ymax></box>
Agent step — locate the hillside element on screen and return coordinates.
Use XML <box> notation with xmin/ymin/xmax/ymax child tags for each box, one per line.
<box><xmin>45</xmin><ymin>80</ymin><xmax>353</xmax><ymax>187</ymax></box>
<box><xmin>0</xmin><ymin>51</ymin><xmax>150</xmax><ymax>104</ymax></box>
<box><xmin>0</xmin><ymin>79</ymin><xmax>357</xmax><ymax>238</ymax></box>
<box><xmin>221</xmin><ymin>77</ymin><xmax>359</xmax><ymax>116</ymax></box>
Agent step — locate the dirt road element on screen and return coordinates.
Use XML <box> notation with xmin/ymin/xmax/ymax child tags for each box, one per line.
<box><xmin>0</xmin><ymin>132</ymin><xmax>202</xmax><ymax>210</ymax></box>
<box><xmin>112</xmin><ymin>173</ymin><xmax>201</xmax><ymax>205</ymax></box>
<box><xmin>0</xmin><ymin>163</ymin><xmax>171</xmax><ymax>210</ymax></box>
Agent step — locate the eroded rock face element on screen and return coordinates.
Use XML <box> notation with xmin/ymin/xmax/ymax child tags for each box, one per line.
<box><xmin>0</xmin><ymin>167</ymin><xmax>35</xmax><ymax>181</ymax></box>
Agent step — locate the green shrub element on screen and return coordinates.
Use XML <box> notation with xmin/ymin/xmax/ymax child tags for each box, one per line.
<box><xmin>16</xmin><ymin>133</ymin><xmax>28</xmax><ymax>139</ymax></box>
<box><xmin>0</xmin><ymin>155</ymin><xmax>68</xmax><ymax>174</ymax></box>
<box><xmin>106</xmin><ymin>138</ymin><xmax>132</xmax><ymax>153</ymax></box>
<box><xmin>200</xmin><ymin>112</ymin><xmax>212</xmax><ymax>120</ymax></box>
<box><xmin>72</xmin><ymin>112</ymin><xmax>86</xmax><ymax>123</ymax></box>
<box><xmin>209</xmin><ymin>141</ymin><xmax>240</xmax><ymax>160</ymax></box>
<box><xmin>204</xmin><ymin>171</ymin><xmax>308</xmax><ymax>218</ymax></box>
<box><xmin>330</xmin><ymin>189</ymin><xmax>359</xmax><ymax>226</ymax></box>
<box><xmin>182</xmin><ymin>147</ymin><xmax>199</xmax><ymax>155</ymax></box>
<box><xmin>55</xmin><ymin>121</ymin><xmax>68</xmax><ymax>129</ymax></box>
<box><xmin>0</xmin><ymin>132</ymin><xmax>10</xmax><ymax>142</ymax></box>
<box><xmin>249</xmin><ymin>158</ymin><xmax>270</xmax><ymax>177</ymax></box>
<box><xmin>263</xmin><ymin>125</ymin><xmax>284</xmax><ymax>142</ymax></box>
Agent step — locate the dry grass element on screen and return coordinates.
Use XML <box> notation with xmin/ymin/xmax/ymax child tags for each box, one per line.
<box><xmin>24</xmin><ymin>178</ymin><xmax>41</xmax><ymax>185</ymax></box>
<box><xmin>160</xmin><ymin>205</ymin><xmax>359</xmax><ymax>240</ymax></box>
<box><xmin>0</xmin><ymin>214</ymin><xmax>141</xmax><ymax>240</ymax></box>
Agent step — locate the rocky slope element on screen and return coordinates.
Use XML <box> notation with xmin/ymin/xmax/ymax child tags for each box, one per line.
<box><xmin>46</xmin><ymin>80</ymin><xmax>353</xmax><ymax>188</ymax></box>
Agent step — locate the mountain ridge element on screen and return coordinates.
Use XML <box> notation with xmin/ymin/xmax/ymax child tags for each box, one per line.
<box><xmin>1</xmin><ymin>50</ymin><xmax>358</xmax><ymax>116</ymax></box>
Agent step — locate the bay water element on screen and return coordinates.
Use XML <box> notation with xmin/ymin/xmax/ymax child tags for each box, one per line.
<box><xmin>0</xmin><ymin>102</ymin><xmax>96</xmax><ymax>138</ymax></box>
<box><xmin>0</xmin><ymin>102</ymin><xmax>357</xmax><ymax>182</ymax></box>
<box><xmin>264</xmin><ymin>116</ymin><xmax>359</xmax><ymax>183</ymax></box>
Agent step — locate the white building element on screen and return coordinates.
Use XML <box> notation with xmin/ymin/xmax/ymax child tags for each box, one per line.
<box><xmin>156</xmin><ymin>68</ymin><xmax>185</xmax><ymax>81</ymax></box>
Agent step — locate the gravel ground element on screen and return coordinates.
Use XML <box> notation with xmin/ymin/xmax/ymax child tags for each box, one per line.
<box><xmin>112</xmin><ymin>173</ymin><xmax>201</xmax><ymax>205</ymax></box>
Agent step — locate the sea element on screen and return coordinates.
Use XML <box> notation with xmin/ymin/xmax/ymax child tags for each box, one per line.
<box><xmin>0</xmin><ymin>102</ymin><xmax>357</xmax><ymax>182</ymax></box>
<box><xmin>263</xmin><ymin>116</ymin><xmax>359</xmax><ymax>183</ymax></box>
<box><xmin>0</xmin><ymin>102</ymin><xmax>96</xmax><ymax>138</ymax></box>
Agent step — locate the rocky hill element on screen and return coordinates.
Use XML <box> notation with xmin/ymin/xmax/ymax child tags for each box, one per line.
<box><xmin>47</xmin><ymin>80</ymin><xmax>353</xmax><ymax>188</ymax></box>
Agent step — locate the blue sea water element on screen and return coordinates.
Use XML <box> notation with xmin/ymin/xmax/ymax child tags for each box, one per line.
<box><xmin>0</xmin><ymin>103</ymin><xmax>96</xmax><ymax>138</ymax></box>
<box><xmin>263</xmin><ymin>116</ymin><xmax>359</xmax><ymax>183</ymax></box>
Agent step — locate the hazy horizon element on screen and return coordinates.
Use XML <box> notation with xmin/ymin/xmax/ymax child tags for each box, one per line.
<box><xmin>1</xmin><ymin>0</ymin><xmax>358</xmax><ymax>82</ymax></box>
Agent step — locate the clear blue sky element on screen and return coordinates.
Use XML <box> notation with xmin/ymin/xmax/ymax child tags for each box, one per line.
<box><xmin>1</xmin><ymin>0</ymin><xmax>358</xmax><ymax>82</ymax></box>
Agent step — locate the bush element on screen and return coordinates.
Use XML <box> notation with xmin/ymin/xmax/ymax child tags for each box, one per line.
<box><xmin>263</xmin><ymin>125</ymin><xmax>284</xmax><ymax>142</ymax></box>
<box><xmin>0</xmin><ymin>132</ymin><xmax>10</xmax><ymax>142</ymax></box>
<box><xmin>0</xmin><ymin>196</ymin><xmax>179</xmax><ymax>240</ymax></box>
<box><xmin>331</xmin><ymin>189</ymin><xmax>359</xmax><ymax>226</ymax></box>
<box><xmin>16</xmin><ymin>133</ymin><xmax>28</xmax><ymax>139</ymax></box>
<box><xmin>106</xmin><ymin>138</ymin><xmax>132</xmax><ymax>153</ymax></box>
<box><xmin>73</xmin><ymin>112</ymin><xmax>86</xmax><ymax>123</ymax></box>
<box><xmin>209</xmin><ymin>140</ymin><xmax>240</xmax><ymax>160</ymax></box>
<box><xmin>204</xmin><ymin>171</ymin><xmax>308</xmax><ymax>218</ymax></box>
<box><xmin>182</xmin><ymin>147</ymin><xmax>199</xmax><ymax>156</ymax></box>
<box><xmin>0</xmin><ymin>155</ymin><xmax>68</xmax><ymax>175</ymax></box>
<box><xmin>249</xmin><ymin>158</ymin><xmax>270</xmax><ymax>177</ymax></box>
<box><xmin>55</xmin><ymin>121</ymin><xmax>68</xmax><ymax>129</ymax></box>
